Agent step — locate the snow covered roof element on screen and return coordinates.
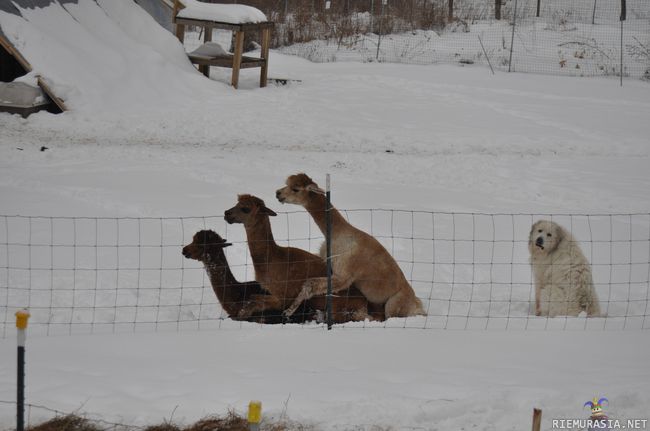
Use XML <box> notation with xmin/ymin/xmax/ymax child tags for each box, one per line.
<box><xmin>176</xmin><ymin>0</ymin><xmax>267</xmax><ymax>24</ymax></box>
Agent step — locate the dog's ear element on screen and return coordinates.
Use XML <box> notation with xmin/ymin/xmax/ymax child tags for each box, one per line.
<box><xmin>261</xmin><ymin>205</ymin><xmax>277</xmax><ymax>217</ymax></box>
<box><xmin>529</xmin><ymin>221</ymin><xmax>540</xmax><ymax>245</ymax></box>
<box><xmin>554</xmin><ymin>223</ymin><xmax>566</xmax><ymax>243</ymax></box>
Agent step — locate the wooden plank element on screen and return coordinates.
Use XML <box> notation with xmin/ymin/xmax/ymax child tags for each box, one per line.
<box><xmin>532</xmin><ymin>409</ymin><xmax>542</xmax><ymax>431</ymax></box>
<box><xmin>0</xmin><ymin>33</ymin><xmax>33</xmax><ymax>73</ymax></box>
<box><xmin>259</xmin><ymin>27</ymin><xmax>271</xmax><ymax>88</ymax></box>
<box><xmin>37</xmin><ymin>75</ymin><xmax>67</xmax><ymax>112</ymax></box>
<box><xmin>173</xmin><ymin>0</ymin><xmax>186</xmax><ymax>42</ymax></box>
<box><xmin>188</xmin><ymin>55</ymin><xmax>266</xmax><ymax>69</ymax></box>
<box><xmin>231</xmin><ymin>30</ymin><xmax>244</xmax><ymax>89</ymax></box>
<box><xmin>174</xmin><ymin>17</ymin><xmax>273</xmax><ymax>32</ymax></box>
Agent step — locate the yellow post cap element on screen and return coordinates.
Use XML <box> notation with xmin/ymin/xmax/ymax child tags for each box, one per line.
<box><xmin>15</xmin><ymin>310</ymin><xmax>30</xmax><ymax>329</ymax></box>
<box><xmin>247</xmin><ymin>400</ymin><xmax>262</xmax><ymax>424</ymax></box>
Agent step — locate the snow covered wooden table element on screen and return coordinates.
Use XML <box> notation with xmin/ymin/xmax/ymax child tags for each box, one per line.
<box><xmin>172</xmin><ymin>0</ymin><xmax>272</xmax><ymax>89</ymax></box>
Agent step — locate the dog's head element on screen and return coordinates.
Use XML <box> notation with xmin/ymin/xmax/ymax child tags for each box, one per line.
<box><xmin>529</xmin><ymin>220</ymin><xmax>565</xmax><ymax>256</ymax></box>
<box><xmin>182</xmin><ymin>230</ymin><xmax>232</xmax><ymax>261</ymax></box>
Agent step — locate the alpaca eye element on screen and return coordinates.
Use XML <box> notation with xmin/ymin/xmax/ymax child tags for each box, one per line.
<box><xmin>547</xmin><ymin>233</ymin><xmax>552</xmax><ymax>237</ymax></box>
<box><xmin>538</xmin><ymin>230</ymin><xmax>542</xmax><ymax>233</ymax></box>
<box><xmin>241</xmin><ymin>207</ymin><xmax>251</xmax><ymax>214</ymax></box>
<box><xmin>292</xmin><ymin>188</ymin><xmax>299</xmax><ymax>193</ymax></box>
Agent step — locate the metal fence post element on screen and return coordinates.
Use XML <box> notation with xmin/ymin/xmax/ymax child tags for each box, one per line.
<box><xmin>376</xmin><ymin>0</ymin><xmax>386</xmax><ymax>60</ymax></box>
<box><xmin>508</xmin><ymin>0</ymin><xmax>518</xmax><ymax>72</ymax></box>
<box><xmin>620</xmin><ymin>0</ymin><xmax>626</xmax><ymax>86</ymax></box>
<box><xmin>325</xmin><ymin>174</ymin><xmax>333</xmax><ymax>330</ymax></box>
<box><xmin>16</xmin><ymin>309</ymin><xmax>30</xmax><ymax>431</ymax></box>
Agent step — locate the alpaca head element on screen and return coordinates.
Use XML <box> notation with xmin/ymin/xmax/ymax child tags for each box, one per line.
<box><xmin>182</xmin><ymin>230</ymin><xmax>232</xmax><ymax>262</ymax></box>
<box><xmin>276</xmin><ymin>173</ymin><xmax>325</xmax><ymax>206</ymax></box>
<box><xmin>224</xmin><ymin>194</ymin><xmax>277</xmax><ymax>226</ymax></box>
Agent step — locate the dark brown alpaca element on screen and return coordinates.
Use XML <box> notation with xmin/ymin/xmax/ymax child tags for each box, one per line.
<box><xmin>183</xmin><ymin>230</ymin><xmax>307</xmax><ymax>324</ymax></box>
<box><xmin>224</xmin><ymin>194</ymin><xmax>376</xmax><ymax>322</ymax></box>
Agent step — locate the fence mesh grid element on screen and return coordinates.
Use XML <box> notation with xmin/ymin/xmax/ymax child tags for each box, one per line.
<box><xmin>189</xmin><ymin>0</ymin><xmax>650</xmax><ymax>81</ymax></box>
<box><xmin>1</xmin><ymin>212</ymin><xmax>648</xmax><ymax>336</ymax></box>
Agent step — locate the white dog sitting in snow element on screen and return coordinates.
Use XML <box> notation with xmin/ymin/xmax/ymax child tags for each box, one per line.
<box><xmin>529</xmin><ymin>220</ymin><xmax>601</xmax><ymax>317</ymax></box>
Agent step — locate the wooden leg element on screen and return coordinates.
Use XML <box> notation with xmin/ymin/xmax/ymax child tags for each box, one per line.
<box><xmin>199</xmin><ymin>26</ymin><xmax>212</xmax><ymax>77</ymax></box>
<box><xmin>175</xmin><ymin>23</ymin><xmax>185</xmax><ymax>44</ymax></box>
<box><xmin>260</xmin><ymin>27</ymin><xmax>271</xmax><ymax>88</ymax></box>
<box><xmin>231</xmin><ymin>31</ymin><xmax>245</xmax><ymax>89</ymax></box>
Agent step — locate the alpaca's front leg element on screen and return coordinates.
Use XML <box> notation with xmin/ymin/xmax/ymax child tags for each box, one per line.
<box><xmin>283</xmin><ymin>275</ymin><xmax>353</xmax><ymax>318</ymax></box>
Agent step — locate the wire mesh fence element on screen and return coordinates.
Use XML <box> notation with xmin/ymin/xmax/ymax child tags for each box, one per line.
<box><xmin>194</xmin><ymin>0</ymin><xmax>650</xmax><ymax>80</ymax></box>
<box><xmin>1</xmin><ymin>211</ymin><xmax>648</xmax><ymax>336</ymax></box>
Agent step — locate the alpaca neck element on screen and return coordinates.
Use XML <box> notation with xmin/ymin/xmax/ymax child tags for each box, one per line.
<box><xmin>304</xmin><ymin>193</ymin><xmax>349</xmax><ymax>236</ymax></box>
<box><xmin>203</xmin><ymin>251</ymin><xmax>238</xmax><ymax>301</ymax></box>
<box><xmin>244</xmin><ymin>216</ymin><xmax>278</xmax><ymax>262</ymax></box>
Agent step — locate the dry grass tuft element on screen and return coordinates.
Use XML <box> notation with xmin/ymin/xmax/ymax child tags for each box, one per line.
<box><xmin>26</xmin><ymin>414</ymin><xmax>103</xmax><ymax>431</ymax></box>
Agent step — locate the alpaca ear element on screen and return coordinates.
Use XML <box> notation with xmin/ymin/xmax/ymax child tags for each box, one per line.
<box><xmin>306</xmin><ymin>183</ymin><xmax>326</xmax><ymax>195</ymax></box>
<box><xmin>261</xmin><ymin>206</ymin><xmax>277</xmax><ymax>216</ymax></box>
<box><xmin>222</xmin><ymin>242</ymin><xmax>233</xmax><ymax>248</ymax></box>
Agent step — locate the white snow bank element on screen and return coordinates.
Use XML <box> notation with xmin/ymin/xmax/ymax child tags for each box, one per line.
<box><xmin>177</xmin><ymin>0</ymin><xmax>267</xmax><ymax>24</ymax></box>
<box><xmin>0</xmin><ymin>0</ymin><xmax>225</xmax><ymax>113</ymax></box>
<box><xmin>0</xmin><ymin>330</ymin><xmax>647</xmax><ymax>430</ymax></box>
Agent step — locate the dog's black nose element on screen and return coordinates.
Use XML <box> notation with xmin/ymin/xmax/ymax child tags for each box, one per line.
<box><xmin>535</xmin><ymin>237</ymin><xmax>544</xmax><ymax>247</ymax></box>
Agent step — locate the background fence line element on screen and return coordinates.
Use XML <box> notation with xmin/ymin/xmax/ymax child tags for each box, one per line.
<box><xmin>1</xmin><ymin>211</ymin><xmax>649</xmax><ymax>336</ymax></box>
<box><xmin>176</xmin><ymin>0</ymin><xmax>650</xmax><ymax>81</ymax></box>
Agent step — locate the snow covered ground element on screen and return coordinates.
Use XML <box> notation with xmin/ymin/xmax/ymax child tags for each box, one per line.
<box><xmin>1</xmin><ymin>0</ymin><xmax>649</xmax><ymax>429</ymax></box>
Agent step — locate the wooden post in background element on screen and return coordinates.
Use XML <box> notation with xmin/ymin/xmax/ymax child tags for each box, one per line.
<box><xmin>532</xmin><ymin>409</ymin><xmax>542</xmax><ymax>431</ymax></box>
<box><xmin>448</xmin><ymin>0</ymin><xmax>454</xmax><ymax>21</ymax></box>
<box><xmin>495</xmin><ymin>0</ymin><xmax>501</xmax><ymax>20</ymax></box>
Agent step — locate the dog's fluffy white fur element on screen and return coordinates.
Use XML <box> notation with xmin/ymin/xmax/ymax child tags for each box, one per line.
<box><xmin>529</xmin><ymin>220</ymin><xmax>601</xmax><ymax>317</ymax></box>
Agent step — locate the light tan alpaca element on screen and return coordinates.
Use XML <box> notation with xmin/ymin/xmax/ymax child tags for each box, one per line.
<box><xmin>529</xmin><ymin>220</ymin><xmax>601</xmax><ymax>317</ymax></box>
<box><xmin>276</xmin><ymin>174</ymin><xmax>426</xmax><ymax>319</ymax></box>
<box><xmin>224</xmin><ymin>194</ymin><xmax>373</xmax><ymax>322</ymax></box>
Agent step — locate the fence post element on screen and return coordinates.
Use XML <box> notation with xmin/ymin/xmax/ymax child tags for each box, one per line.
<box><xmin>448</xmin><ymin>0</ymin><xmax>453</xmax><ymax>22</ymax></box>
<box><xmin>325</xmin><ymin>174</ymin><xmax>333</xmax><ymax>330</ymax></box>
<box><xmin>536</xmin><ymin>0</ymin><xmax>540</xmax><ymax>17</ymax></box>
<box><xmin>495</xmin><ymin>0</ymin><xmax>501</xmax><ymax>20</ymax></box>
<box><xmin>376</xmin><ymin>0</ymin><xmax>386</xmax><ymax>60</ymax></box>
<box><xmin>620</xmin><ymin>0</ymin><xmax>626</xmax><ymax>86</ymax></box>
<box><xmin>16</xmin><ymin>309</ymin><xmax>30</xmax><ymax>431</ymax></box>
<box><xmin>247</xmin><ymin>401</ymin><xmax>261</xmax><ymax>431</ymax></box>
<box><xmin>508</xmin><ymin>0</ymin><xmax>518</xmax><ymax>72</ymax></box>
<box><xmin>532</xmin><ymin>408</ymin><xmax>542</xmax><ymax>431</ymax></box>
<box><xmin>591</xmin><ymin>0</ymin><xmax>597</xmax><ymax>24</ymax></box>
<box><xmin>370</xmin><ymin>0</ymin><xmax>375</xmax><ymax>33</ymax></box>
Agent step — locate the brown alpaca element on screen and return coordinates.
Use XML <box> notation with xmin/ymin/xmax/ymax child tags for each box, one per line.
<box><xmin>224</xmin><ymin>194</ymin><xmax>375</xmax><ymax>322</ymax></box>
<box><xmin>276</xmin><ymin>173</ymin><xmax>426</xmax><ymax>319</ymax></box>
<box><xmin>182</xmin><ymin>230</ymin><xmax>288</xmax><ymax>324</ymax></box>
